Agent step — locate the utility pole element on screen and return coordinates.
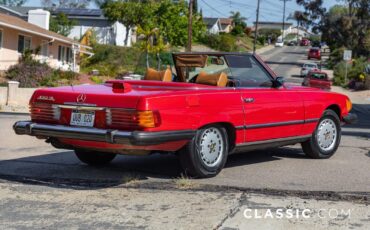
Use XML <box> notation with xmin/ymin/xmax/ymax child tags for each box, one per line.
<box><xmin>187</xmin><ymin>0</ymin><xmax>193</xmax><ymax>52</ymax></box>
<box><xmin>280</xmin><ymin>0</ymin><xmax>291</xmax><ymax>42</ymax></box>
<box><xmin>253</xmin><ymin>0</ymin><xmax>261</xmax><ymax>54</ymax></box>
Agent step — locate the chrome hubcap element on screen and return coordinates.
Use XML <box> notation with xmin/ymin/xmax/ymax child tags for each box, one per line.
<box><xmin>317</xmin><ymin>119</ymin><xmax>337</xmax><ymax>151</ymax></box>
<box><xmin>199</xmin><ymin>128</ymin><xmax>223</xmax><ymax>167</ymax></box>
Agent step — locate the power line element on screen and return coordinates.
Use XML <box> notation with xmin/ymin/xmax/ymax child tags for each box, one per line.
<box><xmin>200</xmin><ymin>0</ymin><xmax>228</xmax><ymax>17</ymax></box>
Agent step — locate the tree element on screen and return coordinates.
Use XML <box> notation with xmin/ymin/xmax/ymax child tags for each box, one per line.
<box><xmin>229</xmin><ymin>11</ymin><xmax>247</xmax><ymax>36</ymax></box>
<box><xmin>49</xmin><ymin>13</ymin><xmax>76</xmax><ymax>36</ymax></box>
<box><xmin>297</xmin><ymin>0</ymin><xmax>369</xmax><ymax>57</ymax></box>
<box><xmin>192</xmin><ymin>0</ymin><xmax>198</xmax><ymax>13</ymax></box>
<box><xmin>0</xmin><ymin>0</ymin><xmax>27</xmax><ymax>6</ymax></box>
<box><xmin>102</xmin><ymin>0</ymin><xmax>205</xmax><ymax>48</ymax></box>
<box><xmin>102</xmin><ymin>0</ymin><xmax>152</xmax><ymax>46</ymax></box>
<box><xmin>93</xmin><ymin>0</ymin><xmax>106</xmax><ymax>7</ymax></box>
<box><xmin>42</xmin><ymin>0</ymin><xmax>91</xmax><ymax>8</ymax></box>
<box><xmin>229</xmin><ymin>11</ymin><xmax>247</xmax><ymax>27</ymax></box>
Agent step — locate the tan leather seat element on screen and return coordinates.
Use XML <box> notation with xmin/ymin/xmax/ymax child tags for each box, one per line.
<box><xmin>196</xmin><ymin>71</ymin><xmax>228</xmax><ymax>87</ymax></box>
<box><xmin>144</xmin><ymin>67</ymin><xmax>172</xmax><ymax>82</ymax></box>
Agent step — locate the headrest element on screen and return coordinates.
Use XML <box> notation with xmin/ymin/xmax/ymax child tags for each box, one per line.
<box><xmin>144</xmin><ymin>67</ymin><xmax>172</xmax><ymax>82</ymax></box>
<box><xmin>196</xmin><ymin>71</ymin><xmax>227</xmax><ymax>87</ymax></box>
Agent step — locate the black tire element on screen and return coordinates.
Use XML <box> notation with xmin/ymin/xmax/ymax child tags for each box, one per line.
<box><xmin>301</xmin><ymin>110</ymin><xmax>341</xmax><ymax>159</ymax></box>
<box><xmin>74</xmin><ymin>149</ymin><xmax>116</xmax><ymax>166</ymax></box>
<box><xmin>178</xmin><ymin>125</ymin><xmax>229</xmax><ymax>178</ymax></box>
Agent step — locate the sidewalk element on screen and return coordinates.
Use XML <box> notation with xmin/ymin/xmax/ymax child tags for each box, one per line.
<box><xmin>331</xmin><ymin>86</ymin><xmax>370</xmax><ymax>104</ymax></box>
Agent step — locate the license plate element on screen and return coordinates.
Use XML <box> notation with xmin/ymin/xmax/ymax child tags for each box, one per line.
<box><xmin>70</xmin><ymin>110</ymin><xmax>95</xmax><ymax>127</ymax></box>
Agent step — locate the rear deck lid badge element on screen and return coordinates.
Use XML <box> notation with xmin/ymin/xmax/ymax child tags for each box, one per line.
<box><xmin>76</xmin><ymin>94</ymin><xmax>87</xmax><ymax>103</ymax></box>
<box><xmin>37</xmin><ymin>95</ymin><xmax>55</xmax><ymax>101</ymax></box>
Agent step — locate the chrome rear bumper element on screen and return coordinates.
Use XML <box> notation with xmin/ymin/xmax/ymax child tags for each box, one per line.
<box><xmin>13</xmin><ymin>121</ymin><xmax>195</xmax><ymax>146</ymax></box>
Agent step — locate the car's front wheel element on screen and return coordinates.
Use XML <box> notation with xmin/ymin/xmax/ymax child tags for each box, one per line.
<box><xmin>178</xmin><ymin>125</ymin><xmax>229</xmax><ymax>178</ymax></box>
<box><xmin>301</xmin><ymin>110</ymin><xmax>341</xmax><ymax>159</ymax></box>
<box><xmin>74</xmin><ymin>149</ymin><xmax>117</xmax><ymax>166</ymax></box>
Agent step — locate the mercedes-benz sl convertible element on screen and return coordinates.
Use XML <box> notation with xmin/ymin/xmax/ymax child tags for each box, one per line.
<box><xmin>13</xmin><ymin>52</ymin><xmax>357</xmax><ymax>178</ymax></box>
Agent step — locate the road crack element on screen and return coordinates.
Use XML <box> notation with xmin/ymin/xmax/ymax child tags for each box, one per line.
<box><xmin>214</xmin><ymin>192</ymin><xmax>246</xmax><ymax>230</ymax></box>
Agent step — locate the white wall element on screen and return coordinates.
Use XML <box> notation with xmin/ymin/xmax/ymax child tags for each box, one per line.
<box><xmin>208</xmin><ymin>23</ymin><xmax>220</xmax><ymax>34</ymax></box>
<box><xmin>68</xmin><ymin>22</ymin><xmax>132</xmax><ymax>47</ymax></box>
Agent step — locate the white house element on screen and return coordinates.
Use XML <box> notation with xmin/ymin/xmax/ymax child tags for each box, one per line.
<box><xmin>289</xmin><ymin>26</ymin><xmax>313</xmax><ymax>38</ymax></box>
<box><xmin>253</xmin><ymin>21</ymin><xmax>293</xmax><ymax>38</ymax></box>
<box><xmin>203</xmin><ymin>17</ymin><xmax>222</xmax><ymax>35</ymax></box>
<box><xmin>0</xmin><ymin>5</ymin><xmax>133</xmax><ymax>47</ymax></box>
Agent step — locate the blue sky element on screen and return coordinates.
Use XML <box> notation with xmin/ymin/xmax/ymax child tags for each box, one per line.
<box><xmin>26</xmin><ymin>0</ymin><xmax>340</xmax><ymax>25</ymax></box>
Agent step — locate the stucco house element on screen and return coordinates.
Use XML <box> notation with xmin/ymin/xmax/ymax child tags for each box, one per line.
<box><xmin>219</xmin><ymin>18</ymin><xmax>234</xmax><ymax>33</ymax></box>
<box><xmin>0</xmin><ymin>5</ymin><xmax>133</xmax><ymax>47</ymax></box>
<box><xmin>0</xmin><ymin>11</ymin><xmax>83</xmax><ymax>72</ymax></box>
<box><xmin>289</xmin><ymin>26</ymin><xmax>313</xmax><ymax>39</ymax></box>
<box><xmin>203</xmin><ymin>17</ymin><xmax>222</xmax><ymax>34</ymax></box>
<box><xmin>253</xmin><ymin>21</ymin><xmax>293</xmax><ymax>38</ymax></box>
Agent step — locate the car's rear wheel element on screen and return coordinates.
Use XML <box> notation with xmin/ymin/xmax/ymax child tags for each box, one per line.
<box><xmin>178</xmin><ymin>125</ymin><xmax>229</xmax><ymax>178</ymax></box>
<box><xmin>301</xmin><ymin>110</ymin><xmax>341</xmax><ymax>159</ymax></box>
<box><xmin>74</xmin><ymin>149</ymin><xmax>117</xmax><ymax>166</ymax></box>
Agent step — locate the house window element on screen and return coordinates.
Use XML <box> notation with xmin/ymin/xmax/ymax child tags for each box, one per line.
<box><xmin>58</xmin><ymin>45</ymin><xmax>73</xmax><ymax>63</ymax></box>
<box><xmin>18</xmin><ymin>35</ymin><xmax>31</xmax><ymax>53</ymax></box>
<box><xmin>0</xmin><ymin>30</ymin><xmax>3</xmax><ymax>49</ymax></box>
<box><xmin>40</xmin><ymin>41</ymin><xmax>49</xmax><ymax>62</ymax></box>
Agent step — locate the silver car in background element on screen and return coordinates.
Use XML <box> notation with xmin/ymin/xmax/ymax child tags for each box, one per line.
<box><xmin>301</xmin><ymin>63</ymin><xmax>319</xmax><ymax>77</ymax></box>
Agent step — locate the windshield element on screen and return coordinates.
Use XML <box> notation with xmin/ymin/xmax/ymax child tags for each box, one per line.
<box><xmin>304</xmin><ymin>64</ymin><xmax>317</xmax><ymax>68</ymax></box>
<box><xmin>175</xmin><ymin>54</ymin><xmax>273</xmax><ymax>88</ymax></box>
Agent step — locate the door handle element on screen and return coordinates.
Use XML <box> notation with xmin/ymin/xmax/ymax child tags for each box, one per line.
<box><xmin>243</xmin><ymin>97</ymin><xmax>255</xmax><ymax>103</ymax></box>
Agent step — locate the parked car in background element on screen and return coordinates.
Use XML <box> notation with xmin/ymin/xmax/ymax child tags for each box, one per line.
<box><xmin>302</xmin><ymin>71</ymin><xmax>331</xmax><ymax>90</ymax></box>
<box><xmin>287</xmin><ymin>40</ymin><xmax>297</xmax><ymax>46</ymax></box>
<box><xmin>275</xmin><ymin>40</ymin><xmax>284</xmax><ymax>47</ymax></box>
<box><xmin>300</xmin><ymin>38</ymin><xmax>310</xmax><ymax>46</ymax></box>
<box><xmin>301</xmin><ymin>63</ymin><xmax>319</xmax><ymax>77</ymax></box>
<box><xmin>13</xmin><ymin>52</ymin><xmax>356</xmax><ymax>178</ymax></box>
<box><xmin>308</xmin><ymin>47</ymin><xmax>321</xmax><ymax>60</ymax></box>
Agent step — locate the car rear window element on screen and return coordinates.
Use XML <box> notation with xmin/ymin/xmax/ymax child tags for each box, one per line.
<box><xmin>311</xmin><ymin>73</ymin><xmax>327</xmax><ymax>80</ymax></box>
<box><xmin>304</xmin><ymin>64</ymin><xmax>317</xmax><ymax>68</ymax></box>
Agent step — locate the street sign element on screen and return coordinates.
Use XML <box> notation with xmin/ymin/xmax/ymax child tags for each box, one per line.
<box><xmin>343</xmin><ymin>50</ymin><xmax>352</xmax><ymax>61</ymax></box>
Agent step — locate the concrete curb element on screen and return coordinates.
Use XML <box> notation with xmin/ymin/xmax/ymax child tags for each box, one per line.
<box><xmin>256</xmin><ymin>45</ymin><xmax>275</xmax><ymax>55</ymax></box>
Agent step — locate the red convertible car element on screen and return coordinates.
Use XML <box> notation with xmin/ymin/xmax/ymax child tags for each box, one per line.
<box><xmin>13</xmin><ymin>52</ymin><xmax>357</xmax><ymax>178</ymax></box>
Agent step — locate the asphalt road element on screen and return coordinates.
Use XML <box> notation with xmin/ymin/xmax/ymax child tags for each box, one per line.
<box><xmin>0</xmin><ymin>46</ymin><xmax>369</xmax><ymax>194</ymax></box>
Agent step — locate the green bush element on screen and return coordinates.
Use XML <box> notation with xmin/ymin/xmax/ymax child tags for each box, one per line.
<box><xmin>6</xmin><ymin>58</ymin><xmax>53</xmax><ymax>88</ymax></box>
<box><xmin>199</xmin><ymin>34</ymin><xmax>237</xmax><ymax>52</ymax></box>
<box><xmin>81</xmin><ymin>44</ymin><xmax>174</xmax><ymax>77</ymax></box>
<box><xmin>5</xmin><ymin>52</ymin><xmax>78</xmax><ymax>87</ymax></box>
<box><xmin>333</xmin><ymin>57</ymin><xmax>369</xmax><ymax>86</ymax></box>
<box><xmin>327</xmin><ymin>47</ymin><xmax>346</xmax><ymax>69</ymax></box>
<box><xmin>257</xmin><ymin>36</ymin><xmax>266</xmax><ymax>45</ymax></box>
<box><xmin>258</xmin><ymin>29</ymin><xmax>281</xmax><ymax>43</ymax></box>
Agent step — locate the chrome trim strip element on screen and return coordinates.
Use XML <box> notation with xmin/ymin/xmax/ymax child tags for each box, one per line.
<box><xmin>57</xmin><ymin>105</ymin><xmax>105</xmax><ymax>111</ymax></box>
<box><xmin>64</xmin><ymin>102</ymin><xmax>97</xmax><ymax>106</ymax></box>
<box><xmin>244</xmin><ymin>120</ymin><xmax>305</xmax><ymax>129</ymax></box>
<box><xmin>236</xmin><ymin>135</ymin><xmax>312</xmax><ymax>147</ymax></box>
<box><xmin>305</xmin><ymin>118</ymin><xmax>320</xmax><ymax>123</ymax></box>
<box><xmin>235</xmin><ymin>118</ymin><xmax>320</xmax><ymax>130</ymax></box>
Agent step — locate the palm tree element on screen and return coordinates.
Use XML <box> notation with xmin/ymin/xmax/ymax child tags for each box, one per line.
<box><xmin>230</xmin><ymin>11</ymin><xmax>247</xmax><ymax>27</ymax></box>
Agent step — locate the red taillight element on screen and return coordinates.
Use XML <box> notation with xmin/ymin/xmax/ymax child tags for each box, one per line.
<box><xmin>106</xmin><ymin>109</ymin><xmax>160</xmax><ymax>129</ymax></box>
<box><xmin>30</xmin><ymin>103</ymin><xmax>60</xmax><ymax>122</ymax></box>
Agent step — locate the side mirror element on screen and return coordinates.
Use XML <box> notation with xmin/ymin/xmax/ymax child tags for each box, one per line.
<box><xmin>273</xmin><ymin>76</ymin><xmax>285</xmax><ymax>87</ymax></box>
